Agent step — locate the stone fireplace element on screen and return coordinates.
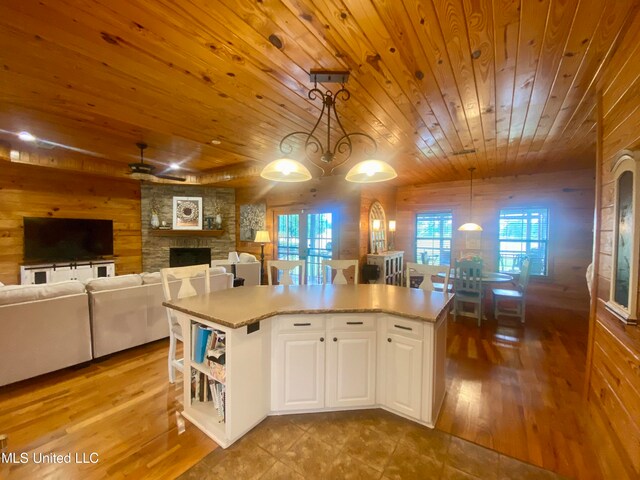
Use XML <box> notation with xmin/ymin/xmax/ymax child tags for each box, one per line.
<box><xmin>141</xmin><ymin>184</ymin><xmax>235</xmax><ymax>272</ymax></box>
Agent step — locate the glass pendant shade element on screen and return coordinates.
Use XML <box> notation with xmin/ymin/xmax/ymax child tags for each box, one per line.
<box><xmin>260</xmin><ymin>158</ymin><xmax>312</xmax><ymax>182</ymax></box>
<box><xmin>458</xmin><ymin>222</ymin><xmax>483</xmax><ymax>232</ymax></box>
<box><xmin>458</xmin><ymin>167</ymin><xmax>482</xmax><ymax>231</ymax></box>
<box><xmin>345</xmin><ymin>159</ymin><xmax>397</xmax><ymax>183</ymax></box>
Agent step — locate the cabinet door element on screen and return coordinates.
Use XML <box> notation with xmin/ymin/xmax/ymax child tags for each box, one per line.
<box><xmin>326</xmin><ymin>331</ymin><xmax>376</xmax><ymax>408</ymax></box>
<box><xmin>274</xmin><ymin>332</ymin><xmax>325</xmax><ymax>411</ymax></box>
<box><xmin>74</xmin><ymin>265</ymin><xmax>94</xmax><ymax>282</ymax></box>
<box><xmin>385</xmin><ymin>333</ymin><xmax>423</xmax><ymax>419</ymax></box>
<box><xmin>49</xmin><ymin>266</ymin><xmax>73</xmax><ymax>283</ymax></box>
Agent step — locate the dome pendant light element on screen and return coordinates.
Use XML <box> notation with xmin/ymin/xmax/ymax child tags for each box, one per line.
<box><xmin>261</xmin><ymin>70</ymin><xmax>396</xmax><ymax>183</ymax></box>
<box><xmin>458</xmin><ymin>167</ymin><xmax>483</xmax><ymax>232</ymax></box>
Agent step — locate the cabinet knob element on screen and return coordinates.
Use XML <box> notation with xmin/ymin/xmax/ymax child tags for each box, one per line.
<box><xmin>333</xmin><ymin>337</ymin><xmax>337</xmax><ymax>342</ymax></box>
<box><xmin>387</xmin><ymin>338</ymin><xmax>392</xmax><ymax>342</ymax></box>
<box><xmin>320</xmin><ymin>337</ymin><xmax>324</xmax><ymax>342</ymax></box>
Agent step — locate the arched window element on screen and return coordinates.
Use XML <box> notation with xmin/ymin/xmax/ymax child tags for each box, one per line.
<box><xmin>369</xmin><ymin>201</ymin><xmax>386</xmax><ymax>254</ymax></box>
<box><xmin>608</xmin><ymin>151</ymin><xmax>639</xmax><ymax>324</ymax></box>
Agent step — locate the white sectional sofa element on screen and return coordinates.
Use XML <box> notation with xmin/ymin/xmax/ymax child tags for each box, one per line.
<box><xmin>0</xmin><ymin>268</ymin><xmax>234</xmax><ymax>386</ymax></box>
<box><xmin>211</xmin><ymin>252</ymin><xmax>261</xmax><ymax>286</ymax></box>
<box><xmin>0</xmin><ymin>281</ymin><xmax>92</xmax><ymax>387</ymax></box>
<box><xmin>87</xmin><ymin>269</ymin><xmax>233</xmax><ymax>358</ymax></box>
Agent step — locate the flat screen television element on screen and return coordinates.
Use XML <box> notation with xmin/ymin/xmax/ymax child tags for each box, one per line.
<box><xmin>23</xmin><ymin>217</ymin><xmax>114</xmax><ymax>263</ymax></box>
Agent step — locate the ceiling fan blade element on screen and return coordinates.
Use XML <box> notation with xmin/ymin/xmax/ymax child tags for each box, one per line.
<box><xmin>155</xmin><ymin>173</ymin><xmax>187</xmax><ymax>182</ymax></box>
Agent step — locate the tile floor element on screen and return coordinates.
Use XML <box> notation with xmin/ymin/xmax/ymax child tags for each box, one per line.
<box><xmin>178</xmin><ymin>409</ymin><xmax>563</xmax><ymax>480</ymax></box>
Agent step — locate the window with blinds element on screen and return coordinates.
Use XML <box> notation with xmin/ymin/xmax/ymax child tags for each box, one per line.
<box><xmin>498</xmin><ymin>208</ymin><xmax>549</xmax><ymax>275</ymax></box>
<box><xmin>415</xmin><ymin>212</ymin><xmax>452</xmax><ymax>266</ymax></box>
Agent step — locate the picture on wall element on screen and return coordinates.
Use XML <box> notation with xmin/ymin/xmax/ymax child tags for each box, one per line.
<box><xmin>173</xmin><ymin>196</ymin><xmax>203</xmax><ymax>230</ymax></box>
<box><xmin>239</xmin><ymin>204</ymin><xmax>266</xmax><ymax>241</ymax></box>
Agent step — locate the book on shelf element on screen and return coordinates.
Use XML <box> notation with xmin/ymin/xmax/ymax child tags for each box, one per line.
<box><xmin>193</xmin><ymin>325</ymin><xmax>212</xmax><ymax>363</ymax></box>
<box><xmin>209</xmin><ymin>362</ymin><xmax>226</xmax><ymax>383</ymax></box>
<box><xmin>208</xmin><ymin>378</ymin><xmax>226</xmax><ymax>421</ymax></box>
<box><xmin>192</xmin><ymin>370</ymin><xmax>214</xmax><ymax>403</ymax></box>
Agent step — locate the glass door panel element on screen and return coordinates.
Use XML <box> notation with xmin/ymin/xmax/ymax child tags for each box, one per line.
<box><xmin>277</xmin><ymin>213</ymin><xmax>301</xmax><ymax>285</ymax></box>
<box><xmin>306</xmin><ymin>212</ymin><xmax>332</xmax><ymax>285</ymax></box>
<box><xmin>276</xmin><ymin>211</ymin><xmax>334</xmax><ymax>285</ymax></box>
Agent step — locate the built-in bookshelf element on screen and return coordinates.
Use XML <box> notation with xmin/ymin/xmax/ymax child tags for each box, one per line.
<box><xmin>190</xmin><ymin>323</ymin><xmax>226</xmax><ymax>427</ymax></box>
<box><xmin>174</xmin><ymin>309</ymin><xmax>269</xmax><ymax>449</ymax></box>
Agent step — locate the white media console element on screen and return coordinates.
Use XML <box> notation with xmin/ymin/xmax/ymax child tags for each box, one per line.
<box><xmin>20</xmin><ymin>260</ymin><xmax>115</xmax><ymax>285</ymax></box>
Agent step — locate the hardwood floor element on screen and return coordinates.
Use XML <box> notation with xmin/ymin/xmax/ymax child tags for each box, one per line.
<box><xmin>438</xmin><ymin>304</ymin><xmax>602</xmax><ymax>480</ymax></box>
<box><xmin>0</xmin><ymin>342</ymin><xmax>216</xmax><ymax>480</ymax></box>
<box><xmin>0</xmin><ymin>304</ymin><xmax>602</xmax><ymax>479</ymax></box>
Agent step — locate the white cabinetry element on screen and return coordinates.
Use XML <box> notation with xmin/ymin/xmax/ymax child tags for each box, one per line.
<box><xmin>367</xmin><ymin>251</ymin><xmax>404</xmax><ymax>285</ymax></box>
<box><xmin>421</xmin><ymin>309</ymin><xmax>448</xmax><ymax>424</ymax></box>
<box><xmin>383</xmin><ymin>318</ymin><xmax>423</xmax><ymax>419</ymax></box>
<box><xmin>20</xmin><ymin>260</ymin><xmax>115</xmax><ymax>284</ymax></box>
<box><xmin>172</xmin><ymin>307</ymin><xmax>449</xmax><ymax>449</ymax></box>
<box><xmin>272</xmin><ymin>316</ymin><xmax>326</xmax><ymax>411</ymax></box>
<box><xmin>273</xmin><ymin>314</ymin><xmax>377</xmax><ymax>412</ymax></box>
<box><xmin>326</xmin><ymin>317</ymin><xmax>376</xmax><ymax>408</ymax></box>
<box><xmin>274</xmin><ymin>331</ymin><xmax>326</xmax><ymax>411</ymax></box>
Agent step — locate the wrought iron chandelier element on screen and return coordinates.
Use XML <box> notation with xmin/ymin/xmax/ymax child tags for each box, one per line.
<box><xmin>260</xmin><ymin>70</ymin><xmax>397</xmax><ymax>183</ymax></box>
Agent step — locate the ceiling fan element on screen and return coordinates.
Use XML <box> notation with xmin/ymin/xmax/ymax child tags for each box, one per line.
<box><xmin>128</xmin><ymin>142</ymin><xmax>186</xmax><ymax>182</ymax></box>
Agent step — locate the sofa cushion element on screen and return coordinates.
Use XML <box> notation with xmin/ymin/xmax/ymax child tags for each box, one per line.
<box><xmin>38</xmin><ymin>280</ymin><xmax>86</xmax><ymax>300</ymax></box>
<box><xmin>141</xmin><ymin>272</ymin><xmax>162</xmax><ymax>285</ymax></box>
<box><xmin>239</xmin><ymin>252</ymin><xmax>257</xmax><ymax>263</ymax></box>
<box><xmin>211</xmin><ymin>266</ymin><xmax>227</xmax><ymax>274</ymax></box>
<box><xmin>85</xmin><ymin>274</ymin><xmax>143</xmax><ymax>292</ymax></box>
<box><xmin>0</xmin><ymin>284</ymin><xmax>41</xmax><ymax>305</ymax></box>
<box><xmin>0</xmin><ymin>280</ymin><xmax>85</xmax><ymax>306</ymax></box>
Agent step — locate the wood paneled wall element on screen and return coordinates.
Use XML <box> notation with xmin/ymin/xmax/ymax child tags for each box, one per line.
<box><xmin>587</xmin><ymin>9</ymin><xmax>640</xmax><ymax>479</ymax></box>
<box><xmin>395</xmin><ymin>170</ymin><xmax>595</xmax><ymax>312</ymax></box>
<box><xmin>0</xmin><ymin>160</ymin><xmax>142</xmax><ymax>284</ymax></box>
<box><xmin>235</xmin><ymin>176</ymin><xmax>361</xmax><ymax>272</ymax></box>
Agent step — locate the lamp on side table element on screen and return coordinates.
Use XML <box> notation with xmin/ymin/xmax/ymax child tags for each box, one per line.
<box><xmin>254</xmin><ymin>230</ymin><xmax>271</xmax><ymax>285</ymax></box>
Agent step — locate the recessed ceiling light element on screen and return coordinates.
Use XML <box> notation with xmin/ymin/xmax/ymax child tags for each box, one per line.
<box><xmin>211</xmin><ymin>139</ymin><xmax>221</xmax><ymax>145</ymax></box>
<box><xmin>169</xmin><ymin>163</ymin><xmax>180</xmax><ymax>170</ymax></box>
<box><xmin>18</xmin><ymin>131</ymin><xmax>36</xmax><ymax>142</ymax></box>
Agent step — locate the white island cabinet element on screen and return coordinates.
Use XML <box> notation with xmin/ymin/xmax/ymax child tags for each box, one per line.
<box><xmin>273</xmin><ymin>316</ymin><xmax>326</xmax><ymax>411</ymax></box>
<box><xmin>382</xmin><ymin>318</ymin><xmax>424</xmax><ymax>419</ymax></box>
<box><xmin>326</xmin><ymin>315</ymin><xmax>377</xmax><ymax>408</ymax></box>
<box><xmin>165</xmin><ymin>284</ymin><xmax>452</xmax><ymax>449</ymax></box>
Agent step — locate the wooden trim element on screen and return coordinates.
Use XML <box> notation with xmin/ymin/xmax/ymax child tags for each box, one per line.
<box><xmin>585</xmin><ymin>89</ymin><xmax>604</xmax><ymax>398</ymax></box>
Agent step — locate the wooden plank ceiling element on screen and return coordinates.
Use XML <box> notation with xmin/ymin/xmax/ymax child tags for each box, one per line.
<box><xmin>0</xmin><ymin>0</ymin><xmax>636</xmax><ymax>186</ymax></box>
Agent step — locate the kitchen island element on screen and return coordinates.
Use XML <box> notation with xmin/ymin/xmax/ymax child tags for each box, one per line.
<box><xmin>164</xmin><ymin>284</ymin><xmax>453</xmax><ymax>448</ymax></box>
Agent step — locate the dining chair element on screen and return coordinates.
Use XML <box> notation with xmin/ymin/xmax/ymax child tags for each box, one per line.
<box><xmin>160</xmin><ymin>264</ymin><xmax>211</xmax><ymax>384</ymax></box>
<box><xmin>492</xmin><ymin>257</ymin><xmax>531</xmax><ymax>322</ymax></box>
<box><xmin>267</xmin><ymin>260</ymin><xmax>306</xmax><ymax>286</ymax></box>
<box><xmin>453</xmin><ymin>258</ymin><xmax>483</xmax><ymax>326</ymax></box>
<box><xmin>321</xmin><ymin>259</ymin><xmax>359</xmax><ymax>285</ymax></box>
<box><xmin>405</xmin><ymin>262</ymin><xmax>450</xmax><ymax>292</ymax></box>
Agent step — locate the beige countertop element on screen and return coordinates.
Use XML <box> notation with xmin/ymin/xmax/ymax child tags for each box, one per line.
<box><xmin>163</xmin><ymin>284</ymin><xmax>453</xmax><ymax>329</ymax></box>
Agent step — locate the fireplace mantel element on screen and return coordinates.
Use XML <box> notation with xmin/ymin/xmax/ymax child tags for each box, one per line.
<box><xmin>148</xmin><ymin>229</ymin><xmax>224</xmax><ymax>237</ymax></box>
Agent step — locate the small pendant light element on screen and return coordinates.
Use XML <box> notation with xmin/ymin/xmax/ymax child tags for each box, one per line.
<box><xmin>458</xmin><ymin>167</ymin><xmax>483</xmax><ymax>231</ymax></box>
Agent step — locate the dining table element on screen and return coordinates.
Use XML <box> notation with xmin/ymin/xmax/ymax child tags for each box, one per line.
<box><xmin>440</xmin><ymin>270</ymin><xmax>514</xmax><ymax>284</ymax></box>
<box><xmin>436</xmin><ymin>270</ymin><xmax>514</xmax><ymax>320</ymax></box>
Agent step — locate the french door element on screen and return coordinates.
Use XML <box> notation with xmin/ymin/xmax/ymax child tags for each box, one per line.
<box><xmin>276</xmin><ymin>211</ymin><xmax>334</xmax><ymax>285</ymax></box>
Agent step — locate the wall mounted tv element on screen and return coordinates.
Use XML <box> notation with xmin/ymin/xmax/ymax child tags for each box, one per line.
<box><xmin>23</xmin><ymin>217</ymin><xmax>114</xmax><ymax>263</ymax></box>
